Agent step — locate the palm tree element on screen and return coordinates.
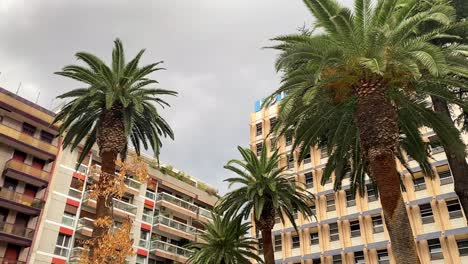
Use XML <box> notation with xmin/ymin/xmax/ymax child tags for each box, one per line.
<box><xmin>54</xmin><ymin>39</ymin><xmax>176</xmax><ymax>252</ymax></box>
<box><xmin>187</xmin><ymin>213</ymin><xmax>262</xmax><ymax>264</ymax></box>
<box><xmin>216</xmin><ymin>146</ymin><xmax>315</xmax><ymax>264</ymax></box>
<box><xmin>267</xmin><ymin>0</ymin><xmax>468</xmax><ymax>263</ymax></box>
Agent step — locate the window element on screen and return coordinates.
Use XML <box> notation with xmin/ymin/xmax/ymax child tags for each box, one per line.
<box><xmin>377</xmin><ymin>249</ymin><xmax>390</xmax><ymax>264</ymax></box>
<box><xmin>305</xmin><ymin>172</ymin><xmax>313</xmax><ymax>188</ymax></box>
<box><xmin>367</xmin><ymin>184</ymin><xmax>377</xmax><ymax>202</ymax></box>
<box><xmin>326</xmin><ymin>194</ymin><xmax>336</xmax><ymax>212</ymax></box>
<box><xmin>54</xmin><ymin>234</ymin><xmax>71</xmax><ymax>257</ymax></box>
<box><xmin>354</xmin><ymin>251</ymin><xmax>365</xmax><ymax>264</ymax></box>
<box><xmin>312</xmin><ymin>259</ymin><xmax>321</xmax><ymax>264</ymax></box>
<box><xmin>12</xmin><ymin>149</ymin><xmax>27</xmax><ymax>162</ymax></box>
<box><xmin>413</xmin><ymin>177</ymin><xmax>426</xmax><ymax>191</ymax></box>
<box><xmin>285</xmin><ymin>131</ymin><xmax>293</xmax><ymax>146</ymax></box>
<box><xmin>293</xmin><ymin>209</ymin><xmax>298</xmax><ymax>219</ymax></box>
<box><xmin>372</xmin><ymin>216</ymin><xmax>384</xmax><ymax>233</ymax></box>
<box><xmin>329</xmin><ymin>223</ymin><xmax>339</xmax><ymax>241</ymax></box>
<box><xmin>274</xmin><ymin>235</ymin><xmax>282</xmax><ymax>251</ymax></box>
<box><xmin>320</xmin><ymin>148</ymin><xmax>329</xmax><ymax>159</ymax></box>
<box><xmin>40</xmin><ymin>130</ymin><xmax>54</xmax><ymax>143</ymax></box>
<box><xmin>428</xmin><ymin>239</ymin><xmax>443</xmax><ymax>260</ymax></box>
<box><xmin>457</xmin><ymin>239</ymin><xmax>468</xmax><ymax>256</ymax></box>
<box><xmin>310</xmin><ymin>204</ymin><xmax>316</xmax><ymax>216</ymax></box>
<box><xmin>255</xmin><ymin>123</ymin><xmax>262</xmax><ymax>136</ymax></box>
<box><xmin>304</xmin><ymin>153</ymin><xmax>311</xmax><ymax>164</ymax></box>
<box><xmin>136</xmin><ymin>255</ymin><xmax>147</xmax><ymax>264</ymax></box>
<box><xmin>140</xmin><ymin>230</ymin><xmax>150</xmax><ymax>241</ymax></box>
<box><xmin>429</xmin><ymin>136</ymin><xmax>444</xmax><ymax>153</ymax></box>
<box><xmin>275</xmin><ymin>214</ymin><xmax>281</xmax><ymax>224</ymax></box>
<box><xmin>350</xmin><ymin>220</ymin><xmax>360</xmax><ymax>238</ymax></box>
<box><xmin>258</xmin><ymin>238</ymin><xmax>263</xmax><ymax>254</ymax></box>
<box><xmin>32</xmin><ymin>157</ymin><xmax>46</xmax><ymax>170</ymax></box>
<box><xmin>447</xmin><ymin>199</ymin><xmax>463</xmax><ymax>219</ymax></box>
<box><xmin>438</xmin><ymin>169</ymin><xmax>453</xmax><ymax>185</ymax></box>
<box><xmin>420</xmin><ymin>204</ymin><xmax>434</xmax><ymax>224</ymax></box>
<box><xmin>323</xmin><ymin>175</ymin><xmax>332</xmax><ymax>185</ymax></box>
<box><xmin>270</xmin><ymin>137</ymin><xmax>277</xmax><ymax>149</ymax></box>
<box><xmin>332</xmin><ymin>254</ymin><xmax>342</xmax><ymax>264</ymax></box>
<box><xmin>22</xmin><ymin>123</ymin><xmax>36</xmax><ymax>136</ymax></box>
<box><xmin>270</xmin><ymin>117</ymin><xmax>277</xmax><ymax>132</ymax></box>
<box><xmin>287</xmin><ymin>155</ymin><xmax>294</xmax><ymax>169</ymax></box>
<box><xmin>292</xmin><ymin>234</ymin><xmax>300</xmax><ymax>248</ymax></box>
<box><xmin>256</xmin><ymin>142</ymin><xmax>263</xmax><ymax>156</ymax></box>
<box><xmin>310</xmin><ymin>232</ymin><xmax>319</xmax><ymax>245</ymax></box>
<box><xmin>346</xmin><ymin>190</ymin><xmax>356</xmax><ymax>207</ymax></box>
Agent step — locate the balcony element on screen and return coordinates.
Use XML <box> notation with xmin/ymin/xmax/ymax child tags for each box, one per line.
<box><xmin>83</xmin><ymin>191</ymin><xmax>137</xmax><ymax>217</ymax></box>
<box><xmin>153</xmin><ymin>215</ymin><xmax>204</xmax><ymax>241</ymax></box>
<box><xmin>142</xmin><ymin>214</ymin><xmax>153</xmax><ymax>224</ymax></box>
<box><xmin>0</xmin><ymin>187</ymin><xmax>43</xmax><ymax>215</ymax></box>
<box><xmin>138</xmin><ymin>239</ymin><xmax>150</xmax><ymax>249</ymax></box>
<box><xmin>0</xmin><ymin>222</ymin><xmax>34</xmax><ymax>246</ymax></box>
<box><xmin>68</xmin><ymin>187</ymin><xmax>83</xmax><ymax>200</ymax></box>
<box><xmin>0</xmin><ymin>123</ymin><xmax>58</xmax><ymax>160</ymax></box>
<box><xmin>0</xmin><ymin>258</ymin><xmax>26</xmax><ymax>264</ymax></box>
<box><xmin>68</xmin><ymin>247</ymin><xmax>87</xmax><ymax>263</ymax></box>
<box><xmin>61</xmin><ymin>214</ymin><xmax>76</xmax><ymax>227</ymax></box>
<box><xmin>199</xmin><ymin>207</ymin><xmax>213</xmax><ymax>221</ymax></box>
<box><xmin>76</xmin><ymin>218</ymin><xmax>94</xmax><ymax>237</ymax></box>
<box><xmin>3</xmin><ymin>159</ymin><xmax>49</xmax><ymax>187</ymax></box>
<box><xmin>156</xmin><ymin>193</ymin><xmax>212</xmax><ymax>222</ymax></box>
<box><xmin>145</xmin><ymin>190</ymin><xmax>156</xmax><ymax>200</ymax></box>
<box><xmin>150</xmin><ymin>240</ymin><xmax>192</xmax><ymax>262</ymax></box>
<box><xmin>87</xmin><ymin>165</ymin><xmax>141</xmax><ymax>195</ymax></box>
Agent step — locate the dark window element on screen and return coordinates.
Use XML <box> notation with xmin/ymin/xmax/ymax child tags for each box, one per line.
<box><xmin>312</xmin><ymin>259</ymin><xmax>321</xmax><ymax>264</ymax></box>
<box><xmin>305</xmin><ymin>172</ymin><xmax>313</xmax><ymax>188</ymax></box>
<box><xmin>428</xmin><ymin>239</ymin><xmax>443</xmax><ymax>260</ymax></box>
<box><xmin>22</xmin><ymin>123</ymin><xmax>36</xmax><ymax>136</ymax></box>
<box><xmin>320</xmin><ymin>148</ymin><xmax>329</xmax><ymax>159</ymax></box>
<box><xmin>269</xmin><ymin>117</ymin><xmax>277</xmax><ymax>132</ymax></box>
<box><xmin>13</xmin><ymin>150</ymin><xmax>27</xmax><ymax>162</ymax></box>
<box><xmin>429</xmin><ymin>136</ymin><xmax>444</xmax><ymax>153</ymax></box>
<box><xmin>292</xmin><ymin>234</ymin><xmax>300</xmax><ymax>248</ymax></box>
<box><xmin>354</xmin><ymin>251</ymin><xmax>365</xmax><ymax>264</ymax></box>
<box><xmin>350</xmin><ymin>220</ymin><xmax>360</xmax><ymax>238</ymax></box>
<box><xmin>256</xmin><ymin>142</ymin><xmax>263</xmax><ymax>156</ymax></box>
<box><xmin>3</xmin><ymin>177</ymin><xmax>18</xmax><ymax>190</ymax></box>
<box><xmin>287</xmin><ymin>155</ymin><xmax>294</xmax><ymax>169</ymax></box>
<box><xmin>310</xmin><ymin>204</ymin><xmax>316</xmax><ymax>216</ymax></box>
<box><xmin>447</xmin><ymin>200</ymin><xmax>463</xmax><ymax>219</ymax></box>
<box><xmin>310</xmin><ymin>232</ymin><xmax>319</xmax><ymax>245</ymax></box>
<box><xmin>326</xmin><ymin>194</ymin><xmax>336</xmax><ymax>212</ymax></box>
<box><xmin>304</xmin><ymin>153</ymin><xmax>311</xmax><ymax>164</ymax></box>
<box><xmin>367</xmin><ymin>184</ymin><xmax>377</xmax><ymax>202</ymax></box>
<box><xmin>438</xmin><ymin>169</ymin><xmax>453</xmax><ymax>185</ymax></box>
<box><xmin>40</xmin><ymin>131</ymin><xmax>54</xmax><ymax>143</ymax></box>
<box><xmin>377</xmin><ymin>249</ymin><xmax>390</xmax><ymax>264</ymax></box>
<box><xmin>54</xmin><ymin>234</ymin><xmax>71</xmax><ymax>257</ymax></box>
<box><xmin>413</xmin><ymin>177</ymin><xmax>426</xmax><ymax>191</ymax></box>
<box><xmin>420</xmin><ymin>204</ymin><xmax>434</xmax><ymax>224</ymax></box>
<box><xmin>329</xmin><ymin>223</ymin><xmax>339</xmax><ymax>241</ymax></box>
<box><xmin>457</xmin><ymin>239</ymin><xmax>468</xmax><ymax>256</ymax></box>
<box><xmin>32</xmin><ymin>157</ymin><xmax>46</xmax><ymax>170</ymax></box>
<box><xmin>372</xmin><ymin>216</ymin><xmax>384</xmax><ymax>233</ymax></box>
<box><xmin>332</xmin><ymin>254</ymin><xmax>342</xmax><ymax>264</ymax></box>
<box><xmin>346</xmin><ymin>190</ymin><xmax>356</xmax><ymax>207</ymax></box>
<box><xmin>258</xmin><ymin>238</ymin><xmax>263</xmax><ymax>254</ymax></box>
<box><xmin>285</xmin><ymin>131</ymin><xmax>293</xmax><ymax>146</ymax></box>
<box><xmin>255</xmin><ymin>123</ymin><xmax>262</xmax><ymax>136</ymax></box>
<box><xmin>270</xmin><ymin>137</ymin><xmax>277</xmax><ymax>149</ymax></box>
<box><xmin>274</xmin><ymin>235</ymin><xmax>282</xmax><ymax>251</ymax></box>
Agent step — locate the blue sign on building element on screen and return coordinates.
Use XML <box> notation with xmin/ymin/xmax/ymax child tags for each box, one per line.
<box><xmin>254</xmin><ymin>92</ymin><xmax>285</xmax><ymax>112</ymax></box>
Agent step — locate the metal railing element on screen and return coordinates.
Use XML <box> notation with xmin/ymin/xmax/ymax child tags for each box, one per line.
<box><xmin>145</xmin><ymin>190</ymin><xmax>156</xmax><ymax>200</ymax></box>
<box><xmin>77</xmin><ymin>217</ymin><xmax>94</xmax><ymax>230</ymax></box>
<box><xmin>61</xmin><ymin>214</ymin><xmax>76</xmax><ymax>227</ymax></box>
<box><xmin>69</xmin><ymin>246</ymin><xmax>87</xmax><ymax>261</ymax></box>
<box><xmin>153</xmin><ymin>215</ymin><xmax>204</xmax><ymax>235</ymax></box>
<box><xmin>0</xmin><ymin>187</ymin><xmax>43</xmax><ymax>208</ymax></box>
<box><xmin>83</xmin><ymin>191</ymin><xmax>137</xmax><ymax>215</ymax></box>
<box><xmin>68</xmin><ymin>187</ymin><xmax>83</xmax><ymax>199</ymax></box>
<box><xmin>198</xmin><ymin>207</ymin><xmax>212</xmax><ymax>219</ymax></box>
<box><xmin>150</xmin><ymin>240</ymin><xmax>192</xmax><ymax>258</ymax></box>
<box><xmin>138</xmin><ymin>239</ymin><xmax>149</xmax><ymax>249</ymax></box>
<box><xmin>156</xmin><ymin>193</ymin><xmax>198</xmax><ymax>213</ymax></box>
<box><xmin>142</xmin><ymin>214</ymin><xmax>153</xmax><ymax>224</ymax></box>
<box><xmin>124</xmin><ymin>177</ymin><xmax>141</xmax><ymax>190</ymax></box>
<box><xmin>0</xmin><ymin>221</ymin><xmax>34</xmax><ymax>239</ymax></box>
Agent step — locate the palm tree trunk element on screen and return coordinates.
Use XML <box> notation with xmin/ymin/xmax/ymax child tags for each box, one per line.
<box><xmin>260</xmin><ymin>229</ymin><xmax>275</xmax><ymax>264</ymax></box>
<box><xmin>354</xmin><ymin>80</ymin><xmax>420</xmax><ymax>264</ymax></box>
<box><xmin>431</xmin><ymin>96</ymin><xmax>468</xmax><ymax>220</ymax></box>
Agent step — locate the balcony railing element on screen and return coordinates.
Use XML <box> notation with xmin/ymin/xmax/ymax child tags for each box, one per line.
<box><xmin>199</xmin><ymin>207</ymin><xmax>212</xmax><ymax>219</ymax></box>
<box><xmin>69</xmin><ymin>246</ymin><xmax>87</xmax><ymax>261</ymax></box>
<box><xmin>68</xmin><ymin>187</ymin><xmax>83</xmax><ymax>199</ymax></box>
<box><xmin>0</xmin><ymin>258</ymin><xmax>26</xmax><ymax>264</ymax></box>
<box><xmin>0</xmin><ymin>187</ymin><xmax>43</xmax><ymax>208</ymax></box>
<box><xmin>145</xmin><ymin>190</ymin><xmax>156</xmax><ymax>200</ymax></box>
<box><xmin>5</xmin><ymin>159</ymin><xmax>49</xmax><ymax>181</ymax></box>
<box><xmin>153</xmin><ymin>215</ymin><xmax>204</xmax><ymax>235</ymax></box>
<box><xmin>77</xmin><ymin>217</ymin><xmax>94</xmax><ymax>230</ymax></box>
<box><xmin>61</xmin><ymin>214</ymin><xmax>76</xmax><ymax>227</ymax></box>
<box><xmin>83</xmin><ymin>191</ymin><xmax>137</xmax><ymax>215</ymax></box>
<box><xmin>150</xmin><ymin>240</ymin><xmax>192</xmax><ymax>258</ymax></box>
<box><xmin>0</xmin><ymin>123</ymin><xmax>58</xmax><ymax>156</ymax></box>
<box><xmin>124</xmin><ymin>177</ymin><xmax>141</xmax><ymax>190</ymax></box>
<box><xmin>156</xmin><ymin>193</ymin><xmax>198</xmax><ymax>213</ymax></box>
<box><xmin>0</xmin><ymin>222</ymin><xmax>34</xmax><ymax>239</ymax></box>
<box><xmin>142</xmin><ymin>214</ymin><xmax>153</xmax><ymax>224</ymax></box>
<box><xmin>138</xmin><ymin>239</ymin><xmax>149</xmax><ymax>249</ymax></box>
<box><xmin>75</xmin><ymin>163</ymin><xmax>88</xmax><ymax>174</ymax></box>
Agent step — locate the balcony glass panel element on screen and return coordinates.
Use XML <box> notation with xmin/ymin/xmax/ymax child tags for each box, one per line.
<box><xmin>75</xmin><ymin>163</ymin><xmax>88</xmax><ymax>174</ymax></box>
<box><xmin>83</xmin><ymin>192</ymin><xmax>137</xmax><ymax>215</ymax></box>
<box><xmin>68</xmin><ymin>188</ymin><xmax>82</xmax><ymax>199</ymax></box>
<box><xmin>145</xmin><ymin>190</ymin><xmax>156</xmax><ymax>200</ymax></box>
<box><xmin>150</xmin><ymin>240</ymin><xmax>192</xmax><ymax>258</ymax></box>
<box><xmin>124</xmin><ymin>177</ymin><xmax>141</xmax><ymax>190</ymax></box>
<box><xmin>199</xmin><ymin>207</ymin><xmax>212</xmax><ymax>219</ymax></box>
<box><xmin>139</xmin><ymin>239</ymin><xmax>149</xmax><ymax>249</ymax></box>
<box><xmin>77</xmin><ymin>218</ymin><xmax>94</xmax><ymax>230</ymax></box>
<box><xmin>61</xmin><ymin>214</ymin><xmax>76</xmax><ymax>227</ymax></box>
<box><xmin>156</xmin><ymin>193</ymin><xmax>198</xmax><ymax>212</ymax></box>
<box><xmin>142</xmin><ymin>214</ymin><xmax>153</xmax><ymax>224</ymax></box>
<box><xmin>153</xmin><ymin>215</ymin><xmax>202</xmax><ymax>235</ymax></box>
<box><xmin>0</xmin><ymin>188</ymin><xmax>43</xmax><ymax>208</ymax></box>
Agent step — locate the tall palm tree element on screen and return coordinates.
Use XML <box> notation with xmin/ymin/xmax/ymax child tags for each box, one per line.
<box><xmin>54</xmin><ymin>39</ymin><xmax>176</xmax><ymax>252</ymax></box>
<box><xmin>267</xmin><ymin>0</ymin><xmax>468</xmax><ymax>263</ymax></box>
<box><xmin>187</xmin><ymin>213</ymin><xmax>263</xmax><ymax>264</ymax></box>
<box><xmin>216</xmin><ymin>146</ymin><xmax>315</xmax><ymax>264</ymax></box>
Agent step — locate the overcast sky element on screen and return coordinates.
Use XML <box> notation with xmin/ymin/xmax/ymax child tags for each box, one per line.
<box><xmin>0</xmin><ymin>0</ymin><xmax>348</xmax><ymax>193</ymax></box>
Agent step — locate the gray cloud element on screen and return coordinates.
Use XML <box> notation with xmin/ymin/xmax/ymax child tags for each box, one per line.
<box><xmin>0</xmin><ymin>0</ymin><xmax>350</xmax><ymax>193</ymax></box>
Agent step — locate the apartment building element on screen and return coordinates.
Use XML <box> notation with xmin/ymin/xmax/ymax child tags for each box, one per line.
<box><xmin>249</xmin><ymin>95</ymin><xmax>468</xmax><ymax>264</ymax></box>
<box><xmin>0</xmin><ymin>87</ymin><xmax>218</xmax><ymax>264</ymax></box>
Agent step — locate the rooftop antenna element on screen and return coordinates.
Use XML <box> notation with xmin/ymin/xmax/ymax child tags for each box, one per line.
<box><xmin>16</xmin><ymin>82</ymin><xmax>22</xmax><ymax>95</ymax></box>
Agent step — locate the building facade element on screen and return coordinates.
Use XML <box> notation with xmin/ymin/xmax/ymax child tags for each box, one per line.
<box><xmin>249</xmin><ymin>97</ymin><xmax>468</xmax><ymax>264</ymax></box>
<box><xmin>0</xmin><ymin>87</ymin><xmax>218</xmax><ymax>264</ymax></box>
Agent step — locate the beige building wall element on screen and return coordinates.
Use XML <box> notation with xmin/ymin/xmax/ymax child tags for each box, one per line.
<box><xmin>250</xmin><ymin>100</ymin><xmax>468</xmax><ymax>264</ymax></box>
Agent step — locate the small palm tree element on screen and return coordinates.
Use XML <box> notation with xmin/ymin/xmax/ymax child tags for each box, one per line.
<box><xmin>187</xmin><ymin>213</ymin><xmax>262</xmax><ymax>264</ymax></box>
<box><xmin>54</xmin><ymin>39</ymin><xmax>176</xmax><ymax>253</ymax></box>
<box><xmin>267</xmin><ymin>0</ymin><xmax>468</xmax><ymax>263</ymax></box>
<box><xmin>216</xmin><ymin>146</ymin><xmax>315</xmax><ymax>264</ymax></box>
